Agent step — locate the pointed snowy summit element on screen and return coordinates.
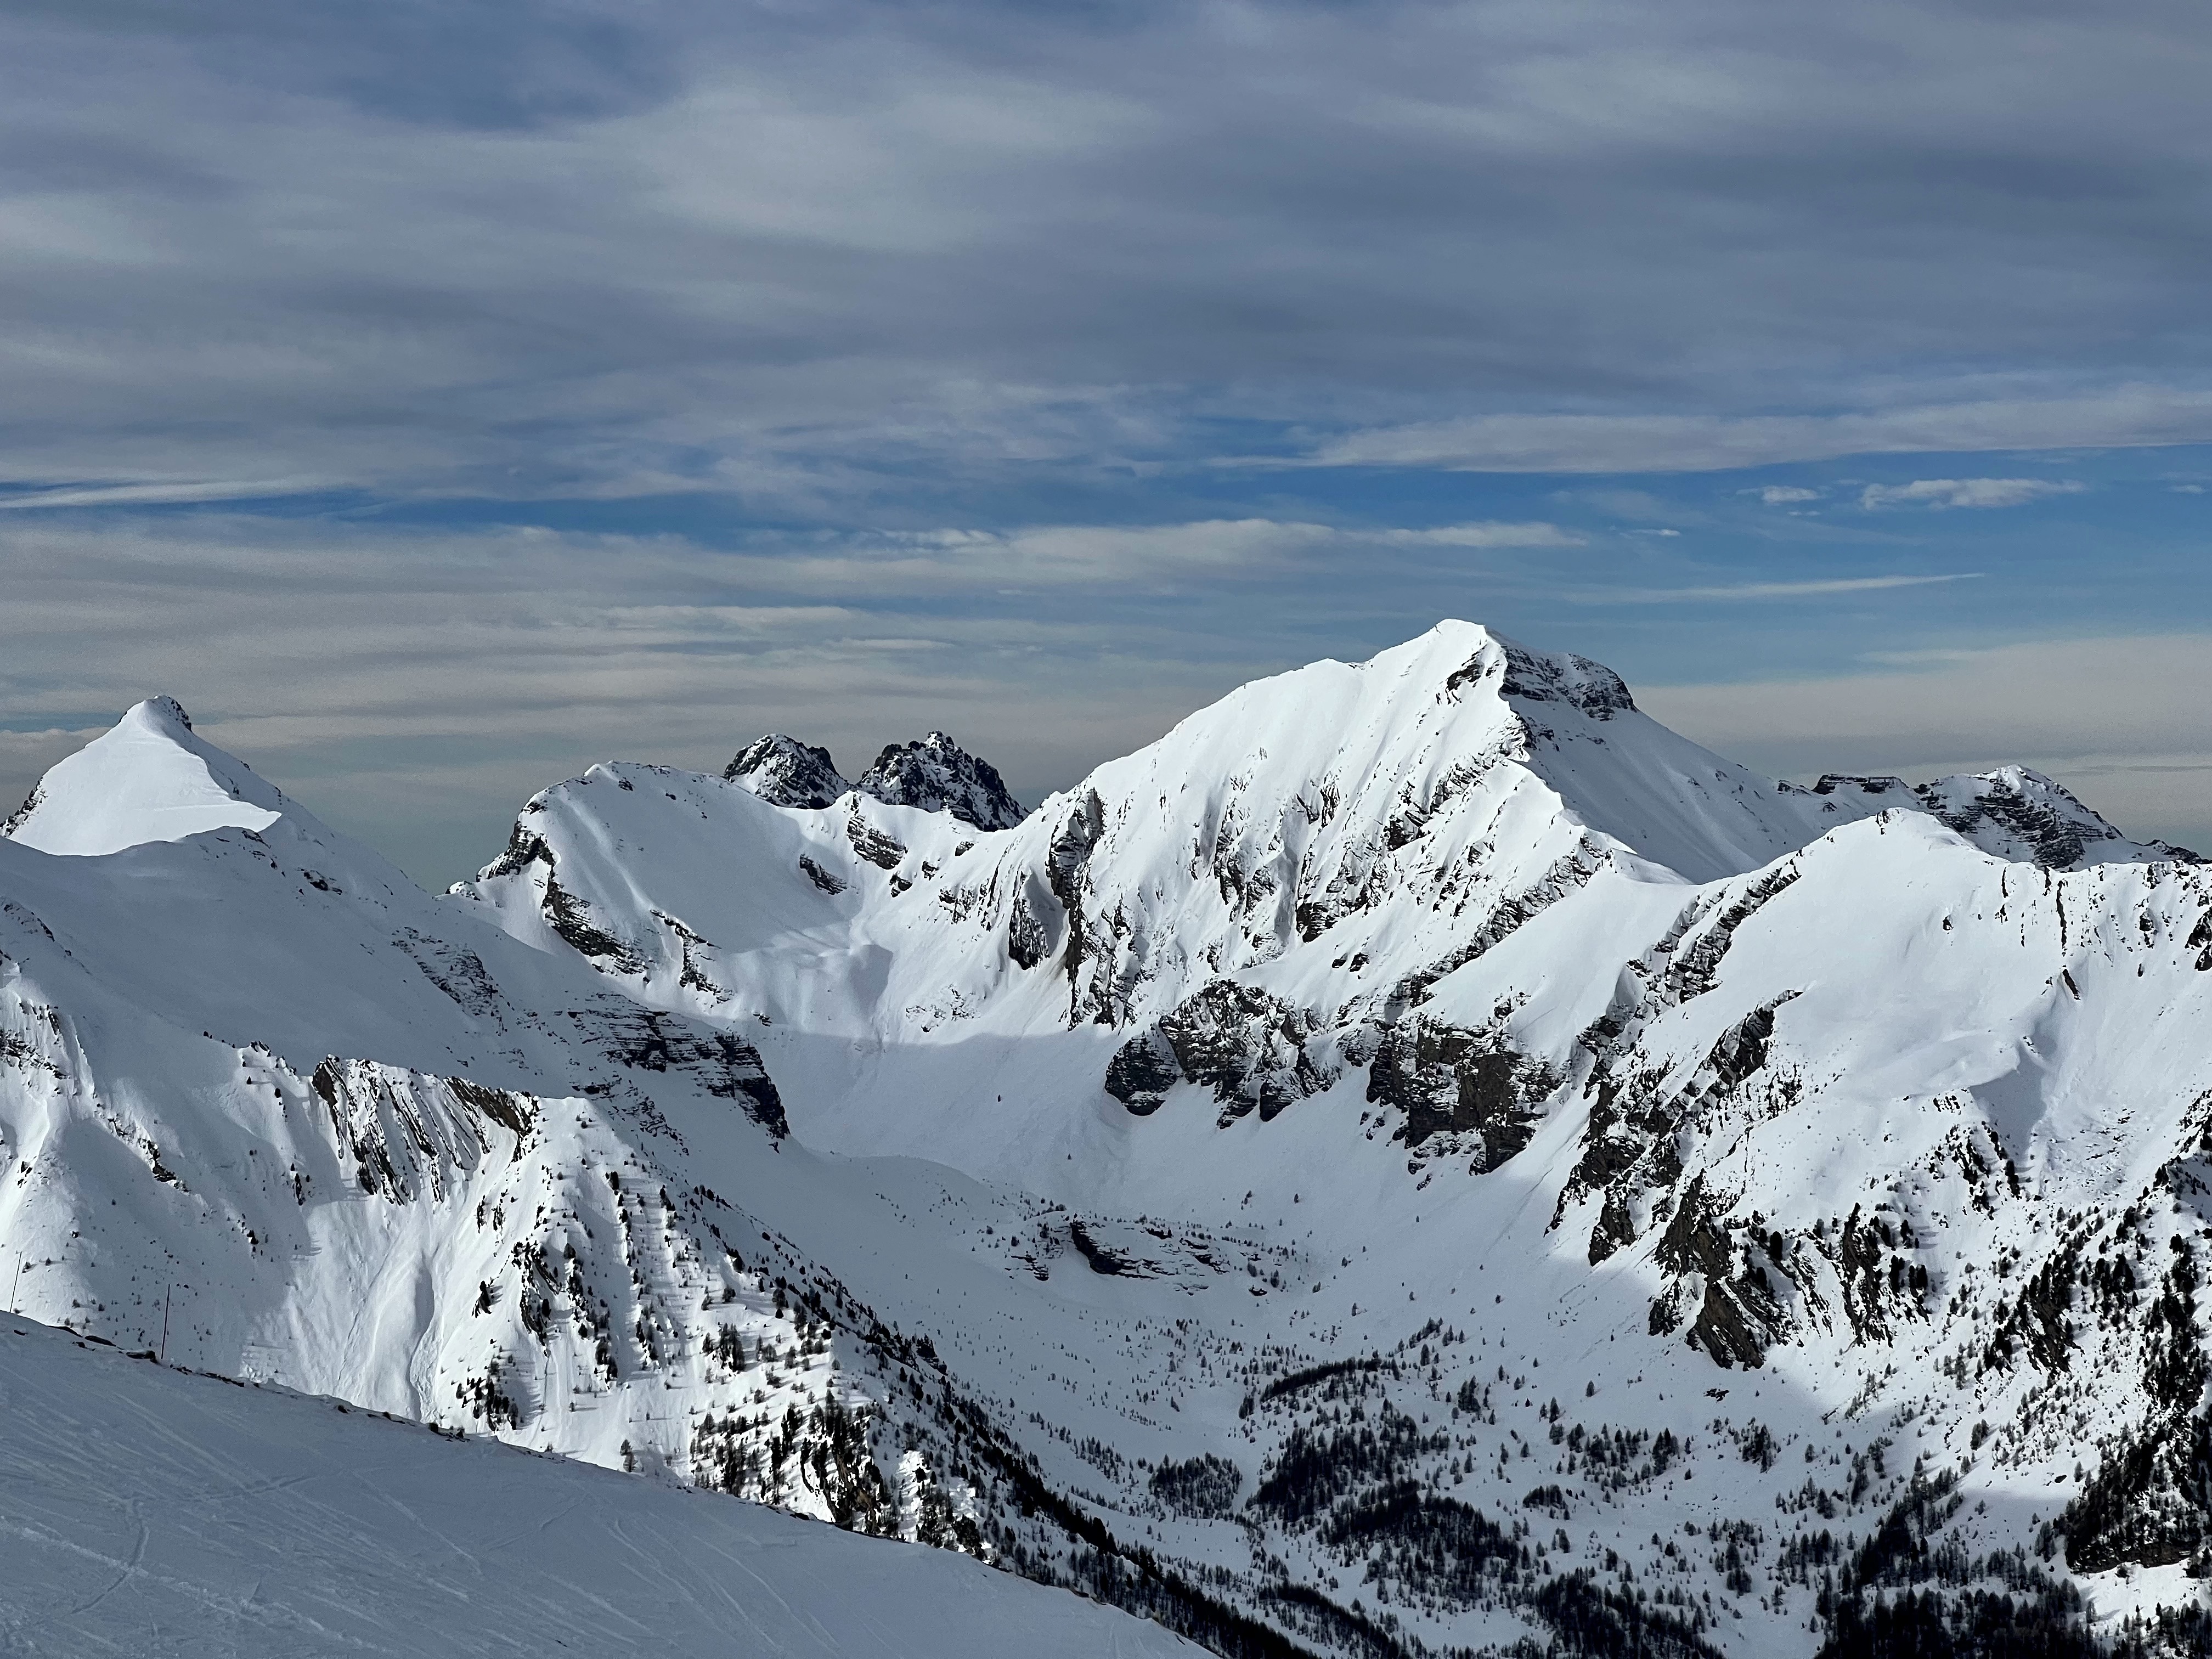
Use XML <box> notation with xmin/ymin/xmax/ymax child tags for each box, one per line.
<box><xmin>2</xmin><ymin>697</ymin><xmax>291</xmax><ymax>856</ymax></box>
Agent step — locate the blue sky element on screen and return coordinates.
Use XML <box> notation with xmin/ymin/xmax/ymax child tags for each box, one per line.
<box><xmin>4</xmin><ymin>0</ymin><xmax>2210</xmax><ymax>882</ymax></box>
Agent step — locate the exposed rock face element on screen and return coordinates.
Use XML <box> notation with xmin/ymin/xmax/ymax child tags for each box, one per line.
<box><xmin>1492</xmin><ymin>641</ymin><xmax>1637</xmax><ymax>719</ymax></box>
<box><xmin>724</xmin><ymin>735</ymin><xmax>851</xmax><ymax>809</ymax></box>
<box><xmin>1646</xmin><ymin>1175</ymin><xmax>1789</xmax><ymax>1370</ymax></box>
<box><xmin>727</xmin><ymin>730</ymin><xmax>1025</xmax><ymax>831</ymax></box>
<box><xmin>1809</xmin><ymin>773</ymin><xmax>1914</xmax><ymax>799</ymax></box>
<box><xmin>1103</xmin><ymin>1029</ymin><xmax>1180</xmax><ymax>1114</ymax></box>
<box><xmin>1363</xmin><ymin>1015</ymin><xmax>1557</xmax><ymax>1166</ymax></box>
<box><xmin>559</xmin><ymin>1001</ymin><xmax>788</xmax><ymax>1137</ymax></box>
<box><xmin>857</xmin><ymin>733</ymin><xmax>1025</xmax><ymax>830</ymax></box>
<box><xmin>1105</xmin><ymin>979</ymin><xmax>1338</xmax><ymax>1125</ymax></box>
<box><xmin>1914</xmin><ymin>765</ymin><xmax>2201</xmax><ymax>869</ymax></box>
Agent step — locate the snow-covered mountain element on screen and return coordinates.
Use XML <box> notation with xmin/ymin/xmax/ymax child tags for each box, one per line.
<box><xmin>5</xmin><ymin>622</ymin><xmax>2211</xmax><ymax>1658</ymax></box>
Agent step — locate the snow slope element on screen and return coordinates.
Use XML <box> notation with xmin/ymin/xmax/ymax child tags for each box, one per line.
<box><xmin>3</xmin><ymin>697</ymin><xmax>286</xmax><ymax>855</ymax></box>
<box><xmin>0</xmin><ymin>1314</ymin><xmax>1197</xmax><ymax>1658</ymax></box>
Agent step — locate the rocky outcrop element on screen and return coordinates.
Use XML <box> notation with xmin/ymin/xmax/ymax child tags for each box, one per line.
<box><xmin>561</xmin><ymin>1002</ymin><xmax>788</xmax><ymax>1137</ymax></box>
<box><xmin>1492</xmin><ymin>641</ymin><xmax>1637</xmax><ymax>719</ymax></box>
<box><xmin>1103</xmin><ymin>1030</ymin><xmax>1180</xmax><ymax>1114</ymax></box>
<box><xmin>724</xmin><ymin>735</ymin><xmax>851</xmax><ymax>809</ymax></box>
<box><xmin>1363</xmin><ymin>1015</ymin><xmax>1557</xmax><ymax>1167</ymax></box>
<box><xmin>857</xmin><ymin>733</ymin><xmax>1025</xmax><ymax>830</ymax></box>
<box><xmin>1105</xmin><ymin>980</ymin><xmax>1337</xmax><ymax>1125</ymax></box>
<box><xmin>1646</xmin><ymin>1176</ymin><xmax>1788</xmax><ymax>1370</ymax></box>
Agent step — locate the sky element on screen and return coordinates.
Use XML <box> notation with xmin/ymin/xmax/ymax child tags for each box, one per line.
<box><xmin>3</xmin><ymin>0</ymin><xmax>2210</xmax><ymax>885</ymax></box>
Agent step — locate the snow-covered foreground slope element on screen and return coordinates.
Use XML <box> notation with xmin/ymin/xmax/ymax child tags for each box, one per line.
<box><xmin>7</xmin><ymin>623</ymin><xmax>2212</xmax><ymax>1658</ymax></box>
<box><xmin>0</xmin><ymin>1314</ymin><xmax>1198</xmax><ymax>1658</ymax></box>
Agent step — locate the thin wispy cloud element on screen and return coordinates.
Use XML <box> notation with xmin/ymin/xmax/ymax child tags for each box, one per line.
<box><xmin>1372</xmin><ymin>523</ymin><xmax>1584</xmax><ymax>549</ymax></box>
<box><xmin>1573</xmin><ymin>574</ymin><xmax>1979</xmax><ymax>604</ymax></box>
<box><xmin>1859</xmin><ymin>478</ymin><xmax>2084</xmax><ymax>510</ymax></box>
<box><xmin>0</xmin><ymin>479</ymin><xmax>334</xmax><ymax>511</ymax></box>
<box><xmin>3</xmin><ymin>6</ymin><xmax>2212</xmax><ymax>498</ymax></box>
<box><xmin>1297</xmin><ymin>392</ymin><xmax>2212</xmax><ymax>475</ymax></box>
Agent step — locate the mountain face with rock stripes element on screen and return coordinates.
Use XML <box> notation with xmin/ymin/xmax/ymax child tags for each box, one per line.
<box><xmin>5</xmin><ymin>620</ymin><xmax>2210</xmax><ymax>1657</ymax></box>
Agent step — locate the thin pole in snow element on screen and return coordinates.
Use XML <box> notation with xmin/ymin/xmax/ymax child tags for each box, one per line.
<box><xmin>7</xmin><ymin>1255</ymin><xmax>19</xmax><ymax>1316</ymax></box>
<box><xmin>159</xmin><ymin>1284</ymin><xmax>173</xmax><ymax>1364</ymax></box>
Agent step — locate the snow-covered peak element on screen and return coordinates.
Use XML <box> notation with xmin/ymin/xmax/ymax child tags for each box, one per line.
<box><xmin>1912</xmin><ymin>764</ymin><xmax>2199</xmax><ymax>868</ymax></box>
<box><xmin>1068</xmin><ymin>620</ymin><xmax>1876</xmax><ymax>892</ymax></box>
<box><xmin>856</xmin><ymin>732</ymin><xmax>1025</xmax><ymax>830</ymax></box>
<box><xmin>725</xmin><ymin>734</ymin><xmax>852</xmax><ymax>810</ymax></box>
<box><xmin>2</xmin><ymin>697</ymin><xmax>290</xmax><ymax>856</ymax></box>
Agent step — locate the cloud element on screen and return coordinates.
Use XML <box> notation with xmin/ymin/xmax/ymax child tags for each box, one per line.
<box><xmin>890</xmin><ymin>520</ymin><xmax>1336</xmax><ymax>583</ymax></box>
<box><xmin>0</xmin><ymin>479</ymin><xmax>333</xmax><ymax>510</ymax></box>
<box><xmin>1297</xmin><ymin>391</ymin><xmax>2212</xmax><ymax>474</ymax></box>
<box><xmin>1858</xmin><ymin>478</ymin><xmax>2083</xmax><ymax>510</ymax></box>
<box><xmin>4</xmin><ymin>4</ymin><xmax>2212</xmax><ymax>501</ymax></box>
<box><xmin>1572</xmin><ymin>573</ymin><xmax>1977</xmax><ymax>603</ymax></box>
<box><xmin>1753</xmin><ymin>485</ymin><xmax>1823</xmax><ymax>504</ymax></box>
<box><xmin>1373</xmin><ymin>522</ymin><xmax>1584</xmax><ymax>548</ymax></box>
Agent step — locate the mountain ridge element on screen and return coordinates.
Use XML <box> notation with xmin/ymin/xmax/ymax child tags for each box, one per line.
<box><xmin>5</xmin><ymin>620</ymin><xmax>2211</xmax><ymax>1658</ymax></box>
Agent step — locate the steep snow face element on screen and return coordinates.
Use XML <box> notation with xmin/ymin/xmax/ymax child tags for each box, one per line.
<box><xmin>0</xmin><ymin>1317</ymin><xmax>1199</xmax><ymax>1659</ymax></box>
<box><xmin>2</xmin><ymin>698</ymin><xmax>289</xmax><ymax>855</ymax></box>
<box><xmin>857</xmin><ymin>732</ymin><xmax>1026</xmax><ymax>830</ymax></box>
<box><xmin>464</xmin><ymin>624</ymin><xmax>1875</xmax><ymax>1039</ymax></box>
<box><xmin>1914</xmin><ymin>765</ymin><xmax>2200</xmax><ymax>868</ymax></box>
<box><xmin>726</xmin><ymin>733</ymin><xmax>853</xmax><ymax>809</ymax></box>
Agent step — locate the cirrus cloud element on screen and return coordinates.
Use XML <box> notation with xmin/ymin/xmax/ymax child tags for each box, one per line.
<box><xmin>1859</xmin><ymin>478</ymin><xmax>2084</xmax><ymax>510</ymax></box>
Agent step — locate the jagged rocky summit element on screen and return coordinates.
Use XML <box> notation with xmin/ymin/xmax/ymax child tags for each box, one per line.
<box><xmin>7</xmin><ymin>622</ymin><xmax>2212</xmax><ymax>1659</ymax></box>
<box><xmin>724</xmin><ymin>733</ymin><xmax>851</xmax><ymax>809</ymax></box>
<box><xmin>723</xmin><ymin>729</ymin><xmax>1025</xmax><ymax>830</ymax></box>
<box><xmin>857</xmin><ymin>732</ymin><xmax>1025</xmax><ymax>830</ymax></box>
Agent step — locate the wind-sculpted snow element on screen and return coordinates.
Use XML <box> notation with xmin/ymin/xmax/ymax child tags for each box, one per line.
<box><xmin>10</xmin><ymin>623</ymin><xmax>2212</xmax><ymax>1657</ymax></box>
